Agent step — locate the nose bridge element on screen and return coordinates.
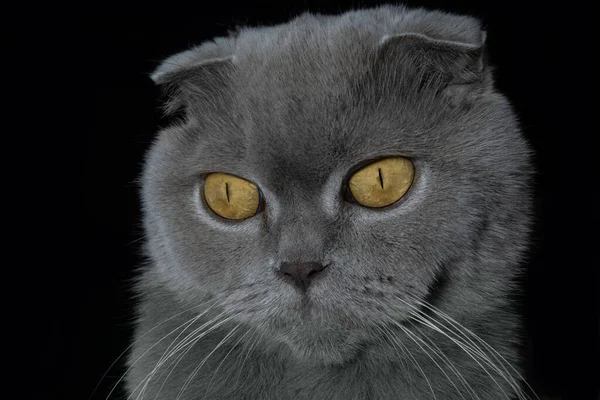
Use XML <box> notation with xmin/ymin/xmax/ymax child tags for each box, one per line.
<box><xmin>276</xmin><ymin>201</ymin><xmax>328</xmax><ymax>263</ymax></box>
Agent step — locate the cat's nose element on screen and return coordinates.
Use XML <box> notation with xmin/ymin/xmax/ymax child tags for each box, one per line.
<box><xmin>278</xmin><ymin>262</ymin><xmax>327</xmax><ymax>292</ymax></box>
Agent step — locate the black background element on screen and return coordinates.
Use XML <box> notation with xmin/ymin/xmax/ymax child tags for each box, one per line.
<box><xmin>10</xmin><ymin>1</ymin><xmax>596</xmax><ymax>399</ymax></box>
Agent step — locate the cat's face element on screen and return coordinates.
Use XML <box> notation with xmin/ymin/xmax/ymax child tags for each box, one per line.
<box><xmin>142</xmin><ymin>10</ymin><xmax>530</xmax><ymax>365</ymax></box>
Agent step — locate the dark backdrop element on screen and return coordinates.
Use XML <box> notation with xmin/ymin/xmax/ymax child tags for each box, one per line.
<box><xmin>11</xmin><ymin>1</ymin><xmax>596</xmax><ymax>399</ymax></box>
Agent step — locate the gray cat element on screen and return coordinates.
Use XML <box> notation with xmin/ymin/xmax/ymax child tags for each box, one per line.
<box><xmin>124</xmin><ymin>5</ymin><xmax>534</xmax><ymax>400</ymax></box>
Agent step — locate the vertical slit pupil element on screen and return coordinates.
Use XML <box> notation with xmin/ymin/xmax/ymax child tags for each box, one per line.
<box><xmin>225</xmin><ymin>182</ymin><xmax>230</xmax><ymax>203</ymax></box>
<box><xmin>378</xmin><ymin>168</ymin><xmax>384</xmax><ymax>189</ymax></box>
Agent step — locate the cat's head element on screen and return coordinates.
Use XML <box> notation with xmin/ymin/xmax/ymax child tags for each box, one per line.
<box><xmin>142</xmin><ymin>6</ymin><xmax>531</xmax><ymax>365</ymax></box>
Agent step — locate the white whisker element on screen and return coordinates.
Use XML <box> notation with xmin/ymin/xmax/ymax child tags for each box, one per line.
<box><xmin>111</xmin><ymin>304</ymin><xmax>218</xmax><ymax>400</ymax></box>
<box><xmin>97</xmin><ymin>299</ymin><xmax>214</xmax><ymax>400</ymax></box>
<box><xmin>234</xmin><ymin>324</ymin><xmax>265</xmax><ymax>387</ymax></box>
<box><xmin>396</xmin><ymin>296</ymin><xmax>514</xmax><ymax>399</ymax></box>
<box><xmin>154</xmin><ymin>308</ymin><xmax>230</xmax><ymax>368</ymax></box>
<box><xmin>145</xmin><ymin>308</ymin><xmax>224</xmax><ymax>399</ymax></box>
<box><xmin>140</xmin><ymin>310</ymin><xmax>237</xmax><ymax>400</ymax></box>
<box><xmin>380</xmin><ymin>323</ymin><xmax>437</xmax><ymax>400</ymax></box>
<box><xmin>411</xmin><ymin>296</ymin><xmax>537</xmax><ymax>400</ymax></box>
<box><xmin>373</xmin><ymin>324</ymin><xmax>408</xmax><ymax>371</ymax></box>
<box><xmin>203</xmin><ymin>327</ymin><xmax>253</xmax><ymax>399</ymax></box>
<box><xmin>134</xmin><ymin>303</ymin><xmax>228</xmax><ymax>400</ymax></box>
<box><xmin>388</xmin><ymin>317</ymin><xmax>470</xmax><ymax>400</ymax></box>
<box><xmin>407</xmin><ymin>320</ymin><xmax>480</xmax><ymax>400</ymax></box>
<box><xmin>147</xmin><ymin>311</ymin><xmax>236</xmax><ymax>399</ymax></box>
<box><xmin>176</xmin><ymin>324</ymin><xmax>241</xmax><ymax>399</ymax></box>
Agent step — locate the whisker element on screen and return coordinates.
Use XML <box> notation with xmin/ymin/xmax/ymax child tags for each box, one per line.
<box><xmin>94</xmin><ymin>300</ymin><xmax>214</xmax><ymax>400</ymax></box>
<box><xmin>147</xmin><ymin>317</ymin><xmax>208</xmax><ymax>400</ymax></box>
<box><xmin>154</xmin><ymin>308</ymin><xmax>230</xmax><ymax>368</ymax></box>
<box><xmin>203</xmin><ymin>327</ymin><xmax>253</xmax><ymax>399</ymax></box>
<box><xmin>380</xmin><ymin>323</ymin><xmax>437</xmax><ymax>400</ymax></box>
<box><xmin>138</xmin><ymin>310</ymin><xmax>236</xmax><ymax>400</ymax></box>
<box><xmin>388</xmin><ymin>317</ymin><xmax>469</xmax><ymax>400</ymax></box>
<box><xmin>411</xmin><ymin>297</ymin><xmax>513</xmax><ymax>373</ymax></box>
<box><xmin>176</xmin><ymin>324</ymin><xmax>241</xmax><ymax>399</ymax></box>
<box><xmin>146</xmin><ymin>320</ymin><xmax>218</xmax><ymax>400</ymax></box>
<box><xmin>373</xmin><ymin>324</ymin><xmax>410</xmax><ymax>378</ymax></box>
<box><xmin>234</xmin><ymin>324</ymin><xmax>265</xmax><ymax>387</ymax></box>
<box><xmin>148</xmin><ymin>306</ymin><xmax>226</xmax><ymax>383</ymax></box>
<box><xmin>151</xmin><ymin>340</ymin><xmax>197</xmax><ymax>399</ymax></box>
<box><xmin>411</xmin><ymin>296</ymin><xmax>537</xmax><ymax>400</ymax></box>
<box><xmin>396</xmin><ymin>296</ymin><xmax>513</xmax><ymax>399</ymax></box>
<box><xmin>108</xmin><ymin>302</ymin><xmax>219</xmax><ymax>400</ymax></box>
<box><xmin>412</xmin><ymin>312</ymin><xmax>512</xmax><ymax>399</ymax></box>
<box><xmin>134</xmin><ymin>304</ymin><xmax>229</xmax><ymax>400</ymax></box>
<box><xmin>128</xmin><ymin>235</ymin><xmax>148</xmax><ymax>245</ymax></box>
<box><xmin>407</xmin><ymin>320</ymin><xmax>480</xmax><ymax>400</ymax></box>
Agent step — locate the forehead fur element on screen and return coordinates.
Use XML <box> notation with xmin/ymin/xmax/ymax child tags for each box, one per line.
<box><xmin>153</xmin><ymin>6</ymin><xmax>483</xmax><ymax>82</ymax></box>
<box><xmin>149</xmin><ymin>5</ymin><xmax>495</xmax><ymax>194</ymax></box>
<box><xmin>232</xmin><ymin>6</ymin><xmax>482</xmax><ymax>64</ymax></box>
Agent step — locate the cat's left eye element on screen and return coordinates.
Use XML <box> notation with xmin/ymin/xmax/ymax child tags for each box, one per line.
<box><xmin>346</xmin><ymin>157</ymin><xmax>415</xmax><ymax>208</ymax></box>
<box><xmin>203</xmin><ymin>173</ymin><xmax>261</xmax><ymax>220</ymax></box>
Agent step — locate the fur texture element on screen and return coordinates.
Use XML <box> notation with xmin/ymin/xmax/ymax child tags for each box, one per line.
<box><xmin>126</xmin><ymin>5</ymin><xmax>533</xmax><ymax>399</ymax></box>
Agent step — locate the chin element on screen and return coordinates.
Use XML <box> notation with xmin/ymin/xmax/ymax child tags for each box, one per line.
<box><xmin>267</xmin><ymin>318</ymin><xmax>369</xmax><ymax>366</ymax></box>
<box><xmin>284</xmin><ymin>338</ymin><xmax>364</xmax><ymax>366</ymax></box>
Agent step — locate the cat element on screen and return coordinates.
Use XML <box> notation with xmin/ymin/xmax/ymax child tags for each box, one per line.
<box><xmin>124</xmin><ymin>5</ymin><xmax>534</xmax><ymax>400</ymax></box>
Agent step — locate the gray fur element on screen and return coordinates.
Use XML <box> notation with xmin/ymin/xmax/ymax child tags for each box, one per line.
<box><xmin>126</xmin><ymin>5</ymin><xmax>532</xmax><ymax>400</ymax></box>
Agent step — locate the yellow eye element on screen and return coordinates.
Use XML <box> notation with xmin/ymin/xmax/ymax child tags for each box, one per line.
<box><xmin>203</xmin><ymin>173</ymin><xmax>261</xmax><ymax>220</ymax></box>
<box><xmin>348</xmin><ymin>157</ymin><xmax>414</xmax><ymax>208</ymax></box>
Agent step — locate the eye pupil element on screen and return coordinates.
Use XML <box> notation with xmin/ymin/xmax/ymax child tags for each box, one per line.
<box><xmin>225</xmin><ymin>182</ymin><xmax>231</xmax><ymax>203</ymax></box>
<box><xmin>378</xmin><ymin>168</ymin><xmax>384</xmax><ymax>189</ymax></box>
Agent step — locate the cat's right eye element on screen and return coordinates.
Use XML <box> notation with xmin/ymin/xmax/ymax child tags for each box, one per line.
<box><xmin>203</xmin><ymin>173</ymin><xmax>261</xmax><ymax>220</ymax></box>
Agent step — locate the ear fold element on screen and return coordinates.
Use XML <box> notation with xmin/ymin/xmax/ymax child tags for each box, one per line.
<box><xmin>376</xmin><ymin>31</ymin><xmax>489</xmax><ymax>103</ymax></box>
<box><xmin>150</xmin><ymin>38</ymin><xmax>235</xmax><ymax>116</ymax></box>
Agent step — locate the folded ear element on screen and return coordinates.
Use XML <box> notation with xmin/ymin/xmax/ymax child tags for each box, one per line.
<box><xmin>376</xmin><ymin>31</ymin><xmax>490</xmax><ymax>104</ymax></box>
<box><xmin>150</xmin><ymin>38</ymin><xmax>235</xmax><ymax>116</ymax></box>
